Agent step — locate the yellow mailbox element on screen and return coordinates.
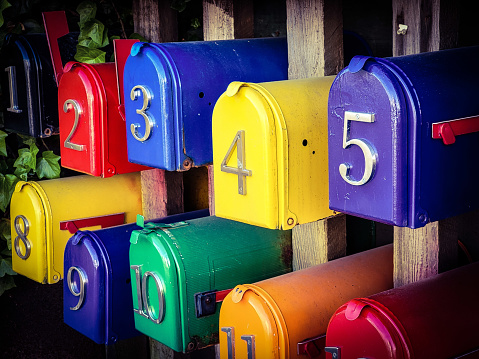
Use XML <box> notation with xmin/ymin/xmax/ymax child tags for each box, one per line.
<box><xmin>11</xmin><ymin>173</ymin><xmax>142</xmax><ymax>284</ymax></box>
<box><xmin>212</xmin><ymin>78</ymin><xmax>335</xmax><ymax>230</ymax></box>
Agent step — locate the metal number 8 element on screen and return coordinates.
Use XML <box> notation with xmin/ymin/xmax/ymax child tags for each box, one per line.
<box><xmin>67</xmin><ymin>266</ymin><xmax>87</xmax><ymax>310</ymax></box>
<box><xmin>130</xmin><ymin>85</ymin><xmax>154</xmax><ymax>142</ymax></box>
<box><xmin>14</xmin><ymin>215</ymin><xmax>31</xmax><ymax>260</ymax></box>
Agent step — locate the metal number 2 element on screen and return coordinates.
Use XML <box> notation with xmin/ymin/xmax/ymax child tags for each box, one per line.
<box><xmin>130</xmin><ymin>85</ymin><xmax>154</xmax><ymax>142</ymax></box>
<box><xmin>67</xmin><ymin>266</ymin><xmax>87</xmax><ymax>310</ymax></box>
<box><xmin>339</xmin><ymin>111</ymin><xmax>377</xmax><ymax>186</ymax></box>
<box><xmin>14</xmin><ymin>215</ymin><xmax>31</xmax><ymax>260</ymax></box>
<box><xmin>131</xmin><ymin>265</ymin><xmax>165</xmax><ymax>324</ymax></box>
<box><xmin>5</xmin><ymin>66</ymin><xmax>22</xmax><ymax>113</ymax></box>
<box><xmin>220</xmin><ymin>130</ymin><xmax>252</xmax><ymax>195</ymax></box>
<box><xmin>63</xmin><ymin>99</ymin><xmax>86</xmax><ymax>151</ymax></box>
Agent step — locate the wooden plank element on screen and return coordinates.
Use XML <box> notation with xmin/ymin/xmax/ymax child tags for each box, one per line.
<box><xmin>286</xmin><ymin>0</ymin><xmax>346</xmax><ymax>270</ymax></box>
<box><xmin>132</xmin><ymin>0</ymin><xmax>178</xmax><ymax>43</ymax></box>
<box><xmin>203</xmin><ymin>0</ymin><xmax>254</xmax><ymax>217</ymax></box>
<box><xmin>392</xmin><ymin>0</ymin><xmax>461</xmax><ymax>287</ymax></box>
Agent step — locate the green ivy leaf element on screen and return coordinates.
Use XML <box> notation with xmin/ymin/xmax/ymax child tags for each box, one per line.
<box><xmin>129</xmin><ymin>33</ymin><xmax>148</xmax><ymax>42</ymax></box>
<box><xmin>17</xmin><ymin>134</ymin><xmax>36</xmax><ymax>147</ymax></box>
<box><xmin>0</xmin><ymin>219</ymin><xmax>11</xmax><ymax>251</ymax></box>
<box><xmin>36</xmin><ymin>151</ymin><xmax>60</xmax><ymax>179</ymax></box>
<box><xmin>78</xmin><ymin>19</ymin><xmax>108</xmax><ymax>48</ymax></box>
<box><xmin>0</xmin><ymin>257</ymin><xmax>15</xmax><ymax>277</ymax></box>
<box><xmin>0</xmin><ymin>174</ymin><xmax>19</xmax><ymax>212</ymax></box>
<box><xmin>191</xmin><ymin>17</ymin><xmax>201</xmax><ymax>29</ymax></box>
<box><xmin>74</xmin><ymin>45</ymin><xmax>106</xmax><ymax>63</ymax></box>
<box><xmin>0</xmin><ymin>274</ymin><xmax>15</xmax><ymax>296</ymax></box>
<box><xmin>171</xmin><ymin>0</ymin><xmax>190</xmax><ymax>12</ymax></box>
<box><xmin>0</xmin><ymin>130</ymin><xmax>7</xmax><ymax>157</ymax></box>
<box><xmin>0</xmin><ymin>0</ymin><xmax>12</xmax><ymax>28</ymax></box>
<box><xmin>77</xmin><ymin>0</ymin><xmax>97</xmax><ymax>28</ymax></box>
<box><xmin>14</xmin><ymin>144</ymin><xmax>39</xmax><ymax>175</ymax></box>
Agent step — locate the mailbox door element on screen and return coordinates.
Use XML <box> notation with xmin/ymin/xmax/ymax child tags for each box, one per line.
<box><xmin>10</xmin><ymin>182</ymin><xmax>50</xmax><ymax>283</ymax></box>
<box><xmin>63</xmin><ymin>231</ymin><xmax>108</xmax><ymax>344</ymax></box>
<box><xmin>123</xmin><ymin>43</ymin><xmax>176</xmax><ymax>170</ymax></box>
<box><xmin>58</xmin><ymin>62</ymin><xmax>105</xmax><ymax>176</ymax></box>
<box><xmin>213</xmin><ymin>83</ymin><xmax>280</xmax><ymax>229</ymax></box>
<box><xmin>129</xmin><ymin>230</ymin><xmax>184</xmax><ymax>352</ymax></box>
<box><xmin>220</xmin><ymin>285</ymin><xmax>285</xmax><ymax>359</ymax></box>
<box><xmin>328</xmin><ymin>58</ymin><xmax>408</xmax><ymax>226</ymax></box>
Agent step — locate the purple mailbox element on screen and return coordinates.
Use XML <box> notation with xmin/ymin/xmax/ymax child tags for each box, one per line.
<box><xmin>328</xmin><ymin>46</ymin><xmax>479</xmax><ymax>228</ymax></box>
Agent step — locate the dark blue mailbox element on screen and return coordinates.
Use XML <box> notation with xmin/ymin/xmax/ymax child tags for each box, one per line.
<box><xmin>63</xmin><ymin>209</ymin><xmax>209</xmax><ymax>344</ymax></box>
<box><xmin>123</xmin><ymin>37</ymin><xmax>288</xmax><ymax>171</ymax></box>
<box><xmin>0</xmin><ymin>33</ymin><xmax>59</xmax><ymax>137</ymax></box>
<box><xmin>328</xmin><ymin>46</ymin><xmax>479</xmax><ymax>228</ymax></box>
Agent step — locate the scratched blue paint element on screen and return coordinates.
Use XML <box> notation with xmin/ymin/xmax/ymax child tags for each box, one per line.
<box><xmin>63</xmin><ymin>209</ymin><xmax>209</xmax><ymax>344</ymax></box>
<box><xmin>123</xmin><ymin>37</ymin><xmax>288</xmax><ymax>171</ymax></box>
<box><xmin>328</xmin><ymin>46</ymin><xmax>479</xmax><ymax>228</ymax></box>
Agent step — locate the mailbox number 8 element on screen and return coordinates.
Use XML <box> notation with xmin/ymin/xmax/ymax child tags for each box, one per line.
<box><xmin>130</xmin><ymin>85</ymin><xmax>154</xmax><ymax>142</ymax></box>
<box><xmin>339</xmin><ymin>111</ymin><xmax>377</xmax><ymax>186</ymax></box>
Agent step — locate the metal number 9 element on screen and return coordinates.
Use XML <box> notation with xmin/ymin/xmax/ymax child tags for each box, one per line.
<box><xmin>339</xmin><ymin>111</ymin><xmax>377</xmax><ymax>186</ymax></box>
<box><xmin>130</xmin><ymin>85</ymin><xmax>154</xmax><ymax>142</ymax></box>
<box><xmin>67</xmin><ymin>266</ymin><xmax>87</xmax><ymax>310</ymax></box>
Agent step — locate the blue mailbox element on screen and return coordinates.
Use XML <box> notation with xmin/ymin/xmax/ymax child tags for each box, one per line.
<box><xmin>123</xmin><ymin>37</ymin><xmax>288</xmax><ymax>171</ymax></box>
<box><xmin>328</xmin><ymin>46</ymin><xmax>479</xmax><ymax>228</ymax></box>
<box><xmin>63</xmin><ymin>209</ymin><xmax>209</xmax><ymax>344</ymax></box>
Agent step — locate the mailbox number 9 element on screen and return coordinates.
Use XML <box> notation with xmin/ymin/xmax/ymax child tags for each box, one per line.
<box><xmin>339</xmin><ymin>111</ymin><xmax>377</xmax><ymax>186</ymax></box>
<box><xmin>130</xmin><ymin>85</ymin><xmax>154</xmax><ymax>142</ymax></box>
<box><xmin>67</xmin><ymin>266</ymin><xmax>87</xmax><ymax>310</ymax></box>
<box><xmin>131</xmin><ymin>264</ymin><xmax>165</xmax><ymax>324</ymax></box>
<box><xmin>63</xmin><ymin>99</ymin><xmax>86</xmax><ymax>151</ymax></box>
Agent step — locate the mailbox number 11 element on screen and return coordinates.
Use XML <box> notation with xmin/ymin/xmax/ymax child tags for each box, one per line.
<box><xmin>221</xmin><ymin>130</ymin><xmax>252</xmax><ymax>195</ymax></box>
<box><xmin>339</xmin><ymin>111</ymin><xmax>377</xmax><ymax>186</ymax></box>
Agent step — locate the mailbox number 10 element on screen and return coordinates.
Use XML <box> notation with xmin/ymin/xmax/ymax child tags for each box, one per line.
<box><xmin>339</xmin><ymin>111</ymin><xmax>377</xmax><ymax>186</ymax></box>
<box><xmin>221</xmin><ymin>130</ymin><xmax>252</xmax><ymax>195</ymax></box>
<box><xmin>131</xmin><ymin>264</ymin><xmax>165</xmax><ymax>324</ymax></box>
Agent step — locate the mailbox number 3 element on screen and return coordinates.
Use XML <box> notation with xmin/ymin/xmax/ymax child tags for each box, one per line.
<box><xmin>339</xmin><ymin>111</ymin><xmax>377</xmax><ymax>186</ymax></box>
<box><xmin>130</xmin><ymin>85</ymin><xmax>154</xmax><ymax>142</ymax></box>
<box><xmin>221</xmin><ymin>130</ymin><xmax>252</xmax><ymax>195</ymax></box>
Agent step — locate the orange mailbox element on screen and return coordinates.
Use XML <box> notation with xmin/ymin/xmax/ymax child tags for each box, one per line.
<box><xmin>219</xmin><ymin>244</ymin><xmax>393</xmax><ymax>359</ymax></box>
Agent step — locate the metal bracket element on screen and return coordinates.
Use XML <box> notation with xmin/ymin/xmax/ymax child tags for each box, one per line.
<box><xmin>297</xmin><ymin>335</ymin><xmax>326</xmax><ymax>358</ymax></box>
<box><xmin>194</xmin><ymin>289</ymin><xmax>232</xmax><ymax>318</ymax></box>
<box><xmin>432</xmin><ymin>115</ymin><xmax>479</xmax><ymax>145</ymax></box>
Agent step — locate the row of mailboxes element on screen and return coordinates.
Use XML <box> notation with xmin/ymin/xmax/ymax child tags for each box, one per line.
<box><xmin>63</xmin><ymin>209</ymin><xmax>209</xmax><ymax>344</ymax></box>
<box><xmin>219</xmin><ymin>244</ymin><xmax>393</xmax><ymax>359</ymax></box>
<box><xmin>10</xmin><ymin>172</ymin><xmax>142</xmax><ymax>284</ymax></box>
<box><xmin>325</xmin><ymin>261</ymin><xmax>479</xmax><ymax>358</ymax></box>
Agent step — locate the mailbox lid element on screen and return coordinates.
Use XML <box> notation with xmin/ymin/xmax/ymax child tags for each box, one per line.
<box><xmin>10</xmin><ymin>181</ymin><xmax>50</xmax><ymax>283</ymax></box>
<box><xmin>58</xmin><ymin>62</ymin><xmax>106</xmax><ymax>176</ymax></box>
<box><xmin>328</xmin><ymin>57</ymin><xmax>409</xmax><ymax>226</ymax></box>
<box><xmin>213</xmin><ymin>83</ymin><xmax>280</xmax><ymax>229</ymax></box>
<box><xmin>1</xmin><ymin>33</ymin><xmax>58</xmax><ymax>137</ymax></box>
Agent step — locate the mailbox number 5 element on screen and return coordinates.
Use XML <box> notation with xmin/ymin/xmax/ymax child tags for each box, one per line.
<box><xmin>130</xmin><ymin>85</ymin><xmax>154</xmax><ymax>142</ymax></box>
<box><xmin>339</xmin><ymin>111</ymin><xmax>377</xmax><ymax>186</ymax></box>
<box><xmin>221</xmin><ymin>130</ymin><xmax>252</xmax><ymax>195</ymax></box>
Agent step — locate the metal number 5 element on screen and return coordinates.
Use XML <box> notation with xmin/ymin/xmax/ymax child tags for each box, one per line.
<box><xmin>67</xmin><ymin>266</ymin><xmax>87</xmax><ymax>310</ymax></box>
<box><xmin>339</xmin><ymin>111</ymin><xmax>377</xmax><ymax>186</ymax></box>
<box><xmin>130</xmin><ymin>85</ymin><xmax>154</xmax><ymax>142</ymax></box>
<box><xmin>63</xmin><ymin>99</ymin><xmax>86</xmax><ymax>151</ymax></box>
<box><xmin>220</xmin><ymin>130</ymin><xmax>252</xmax><ymax>195</ymax></box>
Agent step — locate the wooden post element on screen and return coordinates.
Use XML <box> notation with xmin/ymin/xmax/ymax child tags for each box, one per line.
<box><xmin>203</xmin><ymin>0</ymin><xmax>254</xmax><ymax>216</ymax></box>
<box><xmin>392</xmin><ymin>0</ymin><xmax>461</xmax><ymax>288</ymax></box>
<box><xmin>286</xmin><ymin>0</ymin><xmax>347</xmax><ymax>270</ymax></box>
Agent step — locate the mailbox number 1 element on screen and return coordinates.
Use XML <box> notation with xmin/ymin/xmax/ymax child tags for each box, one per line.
<box><xmin>63</xmin><ymin>99</ymin><xmax>86</xmax><ymax>151</ymax></box>
<box><xmin>339</xmin><ymin>111</ymin><xmax>377</xmax><ymax>186</ymax></box>
<box><xmin>131</xmin><ymin>264</ymin><xmax>165</xmax><ymax>324</ymax></box>
<box><xmin>222</xmin><ymin>327</ymin><xmax>256</xmax><ymax>359</ymax></box>
<box><xmin>221</xmin><ymin>130</ymin><xmax>252</xmax><ymax>195</ymax></box>
<box><xmin>130</xmin><ymin>85</ymin><xmax>154</xmax><ymax>142</ymax></box>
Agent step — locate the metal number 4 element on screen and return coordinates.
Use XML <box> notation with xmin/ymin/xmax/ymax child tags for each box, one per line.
<box><xmin>339</xmin><ymin>111</ymin><xmax>377</xmax><ymax>186</ymax></box>
<box><xmin>131</xmin><ymin>264</ymin><xmax>165</xmax><ymax>324</ymax></box>
<box><xmin>221</xmin><ymin>130</ymin><xmax>252</xmax><ymax>195</ymax></box>
<box><xmin>63</xmin><ymin>99</ymin><xmax>86</xmax><ymax>151</ymax></box>
<box><xmin>130</xmin><ymin>85</ymin><xmax>154</xmax><ymax>142</ymax></box>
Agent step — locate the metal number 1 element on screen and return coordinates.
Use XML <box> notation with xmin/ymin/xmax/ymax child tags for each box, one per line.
<box><xmin>339</xmin><ymin>111</ymin><xmax>377</xmax><ymax>186</ymax></box>
<box><xmin>220</xmin><ymin>130</ymin><xmax>252</xmax><ymax>195</ymax></box>
<box><xmin>130</xmin><ymin>85</ymin><xmax>154</xmax><ymax>142</ymax></box>
<box><xmin>131</xmin><ymin>264</ymin><xmax>165</xmax><ymax>324</ymax></box>
<box><xmin>63</xmin><ymin>99</ymin><xmax>86</xmax><ymax>151</ymax></box>
<box><xmin>5</xmin><ymin>66</ymin><xmax>22</xmax><ymax>113</ymax></box>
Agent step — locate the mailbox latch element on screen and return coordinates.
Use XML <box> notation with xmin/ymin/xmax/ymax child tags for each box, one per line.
<box><xmin>297</xmin><ymin>335</ymin><xmax>326</xmax><ymax>358</ymax></box>
<box><xmin>194</xmin><ymin>289</ymin><xmax>232</xmax><ymax>318</ymax></box>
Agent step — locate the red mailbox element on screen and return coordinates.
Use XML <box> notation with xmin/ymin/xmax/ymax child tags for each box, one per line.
<box><xmin>43</xmin><ymin>11</ymin><xmax>149</xmax><ymax>177</ymax></box>
<box><xmin>325</xmin><ymin>262</ymin><xmax>479</xmax><ymax>359</ymax></box>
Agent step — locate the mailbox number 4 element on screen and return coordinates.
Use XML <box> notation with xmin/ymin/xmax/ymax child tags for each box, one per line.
<box><xmin>221</xmin><ymin>130</ymin><xmax>252</xmax><ymax>195</ymax></box>
<box><xmin>339</xmin><ymin>111</ymin><xmax>377</xmax><ymax>186</ymax></box>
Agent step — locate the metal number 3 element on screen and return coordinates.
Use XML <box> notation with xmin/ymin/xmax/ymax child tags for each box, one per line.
<box><xmin>130</xmin><ymin>85</ymin><xmax>154</xmax><ymax>142</ymax></box>
<box><xmin>67</xmin><ymin>266</ymin><xmax>87</xmax><ymax>310</ymax></box>
<box><xmin>221</xmin><ymin>130</ymin><xmax>252</xmax><ymax>195</ymax></box>
<box><xmin>14</xmin><ymin>215</ymin><xmax>31</xmax><ymax>260</ymax></box>
<box><xmin>63</xmin><ymin>99</ymin><xmax>86</xmax><ymax>151</ymax></box>
<box><xmin>131</xmin><ymin>265</ymin><xmax>165</xmax><ymax>324</ymax></box>
<box><xmin>339</xmin><ymin>111</ymin><xmax>377</xmax><ymax>186</ymax></box>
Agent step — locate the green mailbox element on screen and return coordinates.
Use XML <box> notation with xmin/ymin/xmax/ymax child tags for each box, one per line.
<box><xmin>129</xmin><ymin>216</ymin><xmax>292</xmax><ymax>353</ymax></box>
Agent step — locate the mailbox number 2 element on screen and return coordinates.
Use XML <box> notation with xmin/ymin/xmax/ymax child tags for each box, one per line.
<box><xmin>130</xmin><ymin>85</ymin><xmax>154</xmax><ymax>142</ymax></box>
<box><xmin>221</xmin><ymin>130</ymin><xmax>252</xmax><ymax>195</ymax></box>
<box><xmin>63</xmin><ymin>99</ymin><xmax>86</xmax><ymax>151</ymax></box>
<box><xmin>339</xmin><ymin>111</ymin><xmax>377</xmax><ymax>186</ymax></box>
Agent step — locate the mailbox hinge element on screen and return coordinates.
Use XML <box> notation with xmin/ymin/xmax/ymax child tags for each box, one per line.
<box><xmin>194</xmin><ymin>289</ymin><xmax>232</xmax><ymax>318</ymax></box>
<box><xmin>297</xmin><ymin>334</ymin><xmax>326</xmax><ymax>358</ymax></box>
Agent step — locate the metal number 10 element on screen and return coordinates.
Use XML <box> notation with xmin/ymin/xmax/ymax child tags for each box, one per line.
<box><xmin>130</xmin><ymin>85</ymin><xmax>154</xmax><ymax>142</ymax></box>
<box><xmin>339</xmin><ymin>111</ymin><xmax>377</xmax><ymax>186</ymax></box>
<box><xmin>220</xmin><ymin>130</ymin><xmax>252</xmax><ymax>195</ymax></box>
<box><xmin>131</xmin><ymin>265</ymin><xmax>165</xmax><ymax>324</ymax></box>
